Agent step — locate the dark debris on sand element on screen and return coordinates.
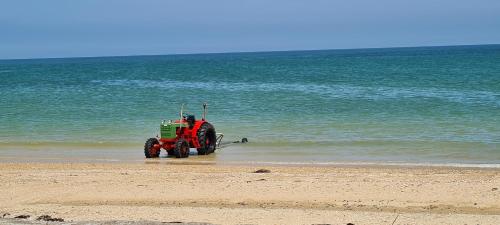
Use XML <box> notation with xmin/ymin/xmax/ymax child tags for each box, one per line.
<box><xmin>254</xmin><ymin>169</ymin><xmax>271</xmax><ymax>173</ymax></box>
<box><xmin>37</xmin><ymin>215</ymin><xmax>64</xmax><ymax>222</ymax></box>
<box><xmin>0</xmin><ymin>218</ymin><xmax>214</xmax><ymax>225</ymax></box>
<box><xmin>14</xmin><ymin>215</ymin><xmax>30</xmax><ymax>219</ymax></box>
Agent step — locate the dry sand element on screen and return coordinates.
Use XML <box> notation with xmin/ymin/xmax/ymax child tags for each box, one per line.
<box><xmin>1</xmin><ymin>162</ymin><xmax>499</xmax><ymax>224</ymax></box>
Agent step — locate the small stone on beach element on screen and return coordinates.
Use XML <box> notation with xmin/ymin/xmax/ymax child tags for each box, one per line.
<box><xmin>254</xmin><ymin>169</ymin><xmax>271</xmax><ymax>173</ymax></box>
<box><xmin>492</xmin><ymin>187</ymin><xmax>498</xmax><ymax>191</ymax></box>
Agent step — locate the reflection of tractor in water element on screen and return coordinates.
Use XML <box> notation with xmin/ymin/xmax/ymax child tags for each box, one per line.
<box><xmin>144</xmin><ymin>103</ymin><xmax>223</xmax><ymax>158</ymax></box>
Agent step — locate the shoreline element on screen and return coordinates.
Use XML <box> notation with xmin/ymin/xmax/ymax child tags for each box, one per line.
<box><xmin>2</xmin><ymin>155</ymin><xmax>500</xmax><ymax>169</ymax></box>
<box><xmin>2</xmin><ymin>140</ymin><xmax>499</xmax><ymax>168</ymax></box>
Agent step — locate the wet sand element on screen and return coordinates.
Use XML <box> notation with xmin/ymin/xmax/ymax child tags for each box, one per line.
<box><xmin>1</xmin><ymin>162</ymin><xmax>500</xmax><ymax>224</ymax></box>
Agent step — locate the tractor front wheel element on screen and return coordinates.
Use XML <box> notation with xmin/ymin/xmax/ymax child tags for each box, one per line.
<box><xmin>174</xmin><ymin>138</ymin><xmax>190</xmax><ymax>158</ymax></box>
<box><xmin>144</xmin><ymin>138</ymin><xmax>160</xmax><ymax>158</ymax></box>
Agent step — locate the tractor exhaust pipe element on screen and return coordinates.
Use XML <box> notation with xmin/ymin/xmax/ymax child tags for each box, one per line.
<box><xmin>202</xmin><ymin>103</ymin><xmax>207</xmax><ymax>121</ymax></box>
<box><xmin>179</xmin><ymin>104</ymin><xmax>184</xmax><ymax>128</ymax></box>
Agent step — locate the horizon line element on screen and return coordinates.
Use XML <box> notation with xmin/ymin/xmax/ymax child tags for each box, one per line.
<box><xmin>1</xmin><ymin>43</ymin><xmax>499</xmax><ymax>61</ymax></box>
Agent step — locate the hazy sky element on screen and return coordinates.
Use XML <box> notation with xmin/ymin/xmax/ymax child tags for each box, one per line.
<box><xmin>1</xmin><ymin>0</ymin><xmax>499</xmax><ymax>59</ymax></box>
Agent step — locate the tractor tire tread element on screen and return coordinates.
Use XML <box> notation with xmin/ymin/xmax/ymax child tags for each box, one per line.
<box><xmin>144</xmin><ymin>138</ymin><xmax>160</xmax><ymax>158</ymax></box>
<box><xmin>196</xmin><ymin>122</ymin><xmax>216</xmax><ymax>155</ymax></box>
<box><xmin>174</xmin><ymin>138</ymin><xmax>189</xmax><ymax>158</ymax></box>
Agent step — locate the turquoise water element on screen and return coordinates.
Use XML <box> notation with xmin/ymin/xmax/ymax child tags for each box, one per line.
<box><xmin>1</xmin><ymin>45</ymin><xmax>499</xmax><ymax>164</ymax></box>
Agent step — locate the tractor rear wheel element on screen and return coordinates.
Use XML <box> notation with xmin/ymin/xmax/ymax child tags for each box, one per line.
<box><xmin>174</xmin><ymin>138</ymin><xmax>190</xmax><ymax>158</ymax></box>
<box><xmin>144</xmin><ymin>138</ymin><xmax>160</xmax><ymax>158</ymax></box>
<box><xmin>196</xmin><ymin>122</ymin><xmax>217</xmax><ymax>155</ymax></box>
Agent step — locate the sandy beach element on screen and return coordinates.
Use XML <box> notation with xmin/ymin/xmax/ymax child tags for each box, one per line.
<box><xmin>1</xmin><ymin>162</ymin><xmax>499</xmax><ymax>224</ymax></box>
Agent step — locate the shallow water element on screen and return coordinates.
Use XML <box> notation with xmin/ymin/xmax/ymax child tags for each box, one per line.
<box><xmin>1</xmin><ymin>45</ymin><xmax>499</xmax><ymax>164</ymax></box>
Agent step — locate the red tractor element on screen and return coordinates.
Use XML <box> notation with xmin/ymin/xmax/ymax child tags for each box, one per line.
<box><xmin>144</xmin><ymin>103</ymin><xmax>222</xmax><ymax>158</ymax></box>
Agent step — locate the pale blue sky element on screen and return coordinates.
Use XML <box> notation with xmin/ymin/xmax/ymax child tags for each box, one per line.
<box><xmin>1</xmin><ymin>0</ymin><xmax>499</xmax><ymax>59</ymax></box>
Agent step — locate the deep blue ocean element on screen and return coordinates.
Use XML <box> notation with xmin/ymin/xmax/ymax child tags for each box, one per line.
<box><xmin>1</xmin><ymin>45</ymin><xmax>499</xmax><ymax>164</ymax></box>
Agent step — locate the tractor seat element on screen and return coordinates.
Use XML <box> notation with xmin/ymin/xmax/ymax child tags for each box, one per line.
<box><xmin>187</xmin><ymin>115</ymin><xmax>195</xmax><ymax>128</ymax></box>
